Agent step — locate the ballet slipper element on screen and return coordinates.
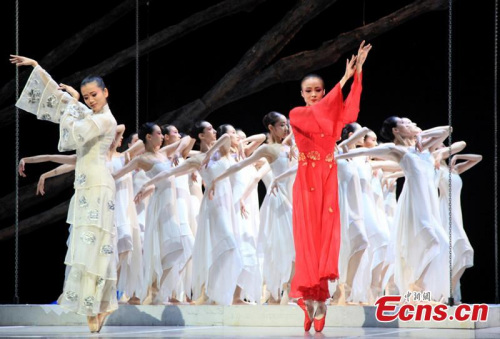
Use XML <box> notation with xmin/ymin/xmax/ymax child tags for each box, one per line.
<box><xmin>280</xmin><ymin>290</ymin><xmax>290</xmax><ymax>305</ymax></box>
<box><xmin>313</xmin><ymin>301</ymin><xmax>327</xmax><ymax>332</ymax></box>
<box><xmin>297</xmin><ymin>298</ymin><xmax>313</xmax><ymax>331</ymax></box>
<box><xmin>86</xmin><ymin>315</ymin><xmax>99</xmax><ymax>333</ymax></box>
<box><xmin>97</xmin><ymin>311</ymin><xmax>113</xmax><ymax>333</ymax></box>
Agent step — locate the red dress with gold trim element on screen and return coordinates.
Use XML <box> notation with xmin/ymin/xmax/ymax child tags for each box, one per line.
<box><xmin>289</xmin><ymin>72</ymin><xmax>362</xmax><ymax>301</ymax></box>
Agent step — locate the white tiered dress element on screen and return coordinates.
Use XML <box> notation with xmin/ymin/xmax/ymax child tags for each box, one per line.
<box><xmin>16</xmin><ymin>66</ymin><xmax>118</xmax><ymax>316</ymax></box>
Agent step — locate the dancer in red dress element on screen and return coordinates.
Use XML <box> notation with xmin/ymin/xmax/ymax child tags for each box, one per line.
<box><xmin>289</xmin><ymin>41</ymin><xmax>371</xmax><ymax>332</ymax></box>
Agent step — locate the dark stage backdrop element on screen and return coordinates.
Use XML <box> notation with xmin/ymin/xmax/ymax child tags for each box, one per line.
<box><xmin>0</xmin><ymin>0</ymin><xmax>496</xmax><ymax>304</ymax></box>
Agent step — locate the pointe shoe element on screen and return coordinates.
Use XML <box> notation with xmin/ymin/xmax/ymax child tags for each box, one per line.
<box><xmin>97</xmin><ymin>311</ymin><xmax>112</xmax><ymax>333</ymax></box>
<box><xmin>313</xmin><ymin>303</ymin><xmax>327</xmax><ymax>332</ymax></box>
<box><xmin>87</xmin><ymin>316</ymin><xmax>99</xmax><ymax>333</ymax></box>
<box><xmin>296</xmin><ymin>298</ymin><xmax>313</xmax><ymax>331</ymax></box>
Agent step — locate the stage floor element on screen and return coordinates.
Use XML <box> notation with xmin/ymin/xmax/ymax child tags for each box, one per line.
<box><xmin>0</xmin><ymin>326</ymin><xmax>500</xmax><ymax>338</ymax></box>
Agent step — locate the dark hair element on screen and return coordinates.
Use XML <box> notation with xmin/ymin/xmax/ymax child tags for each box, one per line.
<box><xmin>161</xmin><ymin>124</ymin><xmax>175</xmax><ymax>135</ymax></box>
<box><xmin>340</xmin><ymin>122</ymin><xmax>360</xmax><ymax>142</ymax></box>
<box><xmin>189</xmin><ymin>121</ymin><xmax>209</xmax><ymax>149</ymax></box>
<box><xmin>380</xmin><ymin>116</ymin><xmax>399</xmax><ymax>142</ymax></box>
<box><xmin>300</xmin><ymin>74</ymin><xmax>324</xmax><ymax>88</ymax></box>
<box><xmin>216</xmin><ymin>124</ymin><xmax>233</xmax><ymax>138</ymax></box>
<box><xmin>125</xmin><ymin>132</ymin><xmax>138</xmax><ymax>146</ymax></box>
<box><xmin>138</xmin><ymin>122</ymin><xmax>157</xmax><ymax>145</ymax></box>
<box><xmin>80</xmin><ymin>75</ymin><xmax>106</xmax><ymax>90</ymax></box>
<box><xmin>262</xmin><ymin>111</ymin><xmax>285</xmax><ymax>131</ymax></box>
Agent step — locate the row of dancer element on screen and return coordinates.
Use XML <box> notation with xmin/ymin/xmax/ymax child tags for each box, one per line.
<box><xmin>333</xmin><ymin>118</ymin><xmax>481</xmax><ymax>305</ymax></box>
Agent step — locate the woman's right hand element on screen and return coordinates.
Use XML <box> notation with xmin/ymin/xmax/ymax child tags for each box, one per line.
<box><xmin>18</xmin><ymin>159</ymin><xmax>26</xmax><ymax>177</ymax></box>
<box><xmin>36</xmin><ymin>175</ymin><xmax>46</xmax><ymax>196</ymax></box>
<box><xmin>134</xmin><ymin>186</ymin><xmax>148</xmax><ymax>204</ymax></box>
<box><xmin>10</xmin><ymin>55</ymin><xmax>38</xmax><ymax>67</ymax></box>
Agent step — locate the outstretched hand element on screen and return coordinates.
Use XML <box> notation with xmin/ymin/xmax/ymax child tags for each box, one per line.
<box><xmin>10</xmin><ymin>55</ymin><xmax>38</xmax><ymax>67</ymax></box>
<box><xmin>343</xmin><ymin>55</ymin><xmax>357</xmax><ymax>81</ymax></box>
<box><xmin>356</xmin><ymin>40</ymin><xmax>372</xmax><ymax>72</ymax></box>
<box><xmin>18</xmin><ymin>159</ymin><xmax>26</xmax><ymax>177</ymax></box>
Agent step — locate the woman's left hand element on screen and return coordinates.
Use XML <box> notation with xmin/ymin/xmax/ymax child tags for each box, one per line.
<box><xmin>58</xmin><ymin>83</ymin><xmax>80</xmax><ymax>100</ymax></box>
<box><xmin>356</xmin><ymin>40</ymin><xmax>372</xmax><ymax>72</ymax></box>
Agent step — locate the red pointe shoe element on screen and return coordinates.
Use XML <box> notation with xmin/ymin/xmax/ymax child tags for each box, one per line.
<box><xmin>297</xmin><ymin>298</ymin><xmax>312</xmax><ymax>331</ymax></box>
<box><xmin>313</xmin><ymin>307</ymin><xmax>326</xmax><ymax>332</ymax></box>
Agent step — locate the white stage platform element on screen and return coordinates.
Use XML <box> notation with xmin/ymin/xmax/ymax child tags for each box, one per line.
<box><xmin>0</xmin><ymin>304</ymin><xmax>499</xmax><ymax>329</ymax></box>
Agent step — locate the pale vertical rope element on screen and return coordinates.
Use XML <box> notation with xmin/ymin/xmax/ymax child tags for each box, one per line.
<box><xmin>447</xmin><ymin>0</ymin><xmax>454</xmax><ymax>306</ymax></box>
<box><xmin>494</xmin><ymin>0</ymin><xmax>499</xmax><ymax>304</ymax></box>
<box><xmin>14</xmin><ymin>0</ymin><xmax>20</xmax><ymax>304</ymax></box>
<box><xmin>136</xmin><ymin>0</ymin><xmax>140</xmax><ymax>133</ymax></box>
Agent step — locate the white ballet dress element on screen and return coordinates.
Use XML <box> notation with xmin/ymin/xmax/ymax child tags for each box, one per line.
<box><xmin>191</xmin><ymin>153</ymin><xmax>243</xmax><ymax>305</ymax></box>
<box><xmin>258</xmin><ymin>146</ymin><xmax>296</xmax><ymax>300</ymax></box>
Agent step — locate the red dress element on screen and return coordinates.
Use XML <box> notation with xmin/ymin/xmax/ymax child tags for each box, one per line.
<box><xmin>289</xmin><ymin>72</ymin><xmax>362</xmax><ymax>301</ymax></box>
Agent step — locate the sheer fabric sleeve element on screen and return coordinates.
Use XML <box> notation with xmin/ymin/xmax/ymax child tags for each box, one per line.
<box><xmin>341</xmin><ymin>71</ymin><xmax>362</xmax><ymax>125</ymax></box>
<box><xmin>59</xmin><ymin>109</ymin><xmax>115</xmax><ymax>152</ymax></box>
<box><xmin>16</xmin><ymin>65</ymin><xmax>82</xmax><ymax>124</ymax></box>
<box><xmin>312</xmin><ymin>84</ymin><xmax>344</xmax><ymax>135</ymax></box>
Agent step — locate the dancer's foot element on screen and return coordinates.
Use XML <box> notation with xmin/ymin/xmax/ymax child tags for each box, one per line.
<box><xmin>232</xmin><ymin>298</ymin><xmax>252</xmax><ymax>305</ymax></box>
<box><xmin>313</xmin><ymin>301</ymin><xmax>327</xmax><ymax>332</ymax></box>
<box><xmin>127</xmin><ymin>296</ymin><xmax>141</xmax><ymax>305</ymax></box>
<box><xmin>297</xmin><ymin>298</ymin><xmax>314</xmax><ymax>331</ymax></box>
<box><xmin>87</xmin><ymin>316</ymin><xmax>99</xmax><ymax>333</ymax></box>
<box><xmin>97</xmin><ymin>311</ymin><xmax>113</xmax><ymax>333</ymax></box>
<box><xmin>280</xmin><ymin>290</ymin><xmax>290</xmax><ymax>305</ymax></box>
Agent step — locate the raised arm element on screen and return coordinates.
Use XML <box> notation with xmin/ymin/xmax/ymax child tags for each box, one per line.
<box><xmin>451</xmin><ymin>154</ymin><xmax>483</xmax><ymax>175</ymax></box>
<box><xmin>370</xmin><ymin>160</ymin><xmax>401</xmax><ymax>172</ymax></box>
<box><xmin>166</xmin><ymin>136</ymin><xmax>195</xmax><ymax>165</ymax></box>
<box><xmin>335</xmin><ymin>144</ymin><xmax>403</xmax><ymax>163</ymax></box>
<box><xmin>37</xmin><ymin>164</ymin><xmax>76</xmax><ymax>196</ymax></box>
<box><xmin>134</xmin><ymin>156</ymin><xmax>202</xmax><ymax>203</ymax></box>
<box><xmin>417</xmin><ymin>126</ymin><xmax>451</xmax><ymax>151</ymax></box>
<box><xmin>338</xmin><ymin>126</ymin><xmax>370</xmax><ymax>152</ymax></box>
<box><xmin>113</xmin><ymin>156</ymin><xmax>142</xmax><ymax>180</ymax></box>
<box><xmin>123</xmin><ymin>139</ymin><xmax>145</xmax><ymax>159</ymax></box>
<box><xmin>204</xmin><ymin>134</ymin><xmax>232</xmax><ymax>164</ymax></box>
<box><xmin>433</xmin><ymin>141</ymin><xmax>466</xmax><ymax>162</ymax></box>
<box><xmin>241</xmin><ymin>133</ymin><xmax>267</xmax><ymax>157</ymax></box>
<box><xmin>213</xmin><ymin>146</ymin><xmax>275</xmax><ymax>186</ymax></box>
<box><xmin>19</xmin><ymin>154</ymin><xmax>77</xmax><ymax>177</ymax></box>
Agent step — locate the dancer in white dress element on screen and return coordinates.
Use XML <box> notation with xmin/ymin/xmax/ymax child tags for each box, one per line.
<box><xmin>215</xmin><ymin>124</ymin><xmax>265</xmax><ymax>303</ymax></box>
<box><xmin>334</xmin><ymin>124</ymin><xmax>370</xmax><ymax>304</ymax></box>
<box><xmin>336</xmin><ymin>117</ymin><xmax>452</xmax><ymax>302</ymax></box>
<box><xmin>338</xmin><ymin>123</ymin><xmax>391</xmax><ymax>303</ymax></box>
<box><xmin>112</xmin><ymin>123</ymin><xmax>193</xmax><ymax>304</ymax></box>
<box><xmin>107</xmin><ymin>130</ymin><xmax>143</xmax><ymax>304</ymax></box>
<box><xmin>434</xmin><ymin>142</ymin><xmax>481</xmax><ymax>301</ymax></box>
<box><xmin>209</xmin><ymin>112</ymin><xmax>296</xmax><ymax>305</ymax></box>
<box><xmin>161</xmin><ymin>124</ymin><xmax>196</xmax><ymax>303</ymax></box>
<box><xmin>12</xmin><ymin>55</ymin><xmax>118</xmax><ymax>332</ymax></box>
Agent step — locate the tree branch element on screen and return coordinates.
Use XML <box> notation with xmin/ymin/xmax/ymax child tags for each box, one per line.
<box><xmin>156</xmin><ymin>0</ymin><xmax>338</xmax><ymax>126</ymax></box>
<box><xmin>0</xmin><ymin>200</ymin><xmax>69</xmax><ymax>242</ymax></box>
<box><xmin>0</xmin><ymin>172</ymin><xmax>74</xmax><ymax>222</ymax></box>
<box><xmin>164</xmin><ymin>0</ymin><xmax>452</xmax><ymax>130</ymax></box>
